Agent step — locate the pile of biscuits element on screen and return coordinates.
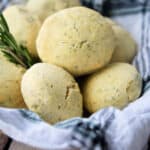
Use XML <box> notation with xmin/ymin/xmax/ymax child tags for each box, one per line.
<box><xmin>0</xmin><ymin>0</ymin><xmax>142</xmax><ymax>124</ymax></box>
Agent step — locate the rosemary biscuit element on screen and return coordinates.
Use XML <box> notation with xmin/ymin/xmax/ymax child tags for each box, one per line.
<box><xmin>82</xmin><ymin>63</ymin><xmax>142</xmax><ymax>113</ymax></box>
<box><xmin>21</xmin><ymin>63</ymin><xmax>83</xmax><ymax>124</ymax></box>
<box><xmin>26</xmin><ymin>0</ymin><xmax>81</xmax><ymax>22</ymax></box>
<box><xmin>37</xmin><ymin>7</ymin><xmax>116</xmax><ymax>76</ymax></box>
<box><xmin>105</xmin><ymin>18</ymin><xmax>137</xmax><ymax>63</ymax></box>
<box><xmin>0</xmin><ymin>59</ymin><xmax>26</xmax><ymax>108</ymax></box>
<box><xmin>3</xmin><ymin>5</ymin><xmax>41</xmax><ymax>58</ymax></box>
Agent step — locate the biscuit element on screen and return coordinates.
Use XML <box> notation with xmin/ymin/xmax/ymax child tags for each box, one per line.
<box><xmin>37</xmin><ymin>7</ymin><xmax>116</xmax><ymax>76</ymax></box>
<box><xmin>82</xmin><ymin>63</ymin><xmax>142</xmax><ymax>113</ymax></box>
<box><xmin>21</xmin><ymin>63</ymin><xmax>83</xmax><ymax>124</ymax></box>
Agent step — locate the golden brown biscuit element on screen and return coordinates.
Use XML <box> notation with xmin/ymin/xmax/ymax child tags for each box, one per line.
<box><xmin>21</xmin><ymin>63</ymin><xmax>83</xmax><ymax>124</ymax></box>
<box><xmin>26</xmin><ymin>0</ymin><xmax>81</xmax><ymax>22</ymax></box>
<box><xmin>105</xmin><ymin>18</ymin><xmax>137</xmax><ymax>63</ymax></box>
<box><xmin>0</xmin><ymin>59</ymin><xmax>26</xmax><ymax>108</ymax></box>
<box><xmin>37</xmin><ymin>7</ymin><xmax>116</xmax><ymax>76</ymax></box>
<box><xmin>82</xmin><ymin>63</ymin><xmax>142</xmax><ymax>113</ymax></box>
<box><xmin>3</xmin><ymin>5</ymin><xmax>41</xmax><ymax>58</ymax></box>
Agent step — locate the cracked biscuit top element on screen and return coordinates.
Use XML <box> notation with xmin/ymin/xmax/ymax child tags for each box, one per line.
<box><xmin>21</xmin><ymin>63</ymin><xmax>83</xmax><ymax>124</ymax></box>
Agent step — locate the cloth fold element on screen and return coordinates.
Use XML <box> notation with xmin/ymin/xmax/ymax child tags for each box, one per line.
<box><xmin>0</xmin><ymin>0</ymin><xmax>150</xmax><ymax>150</ymax></box>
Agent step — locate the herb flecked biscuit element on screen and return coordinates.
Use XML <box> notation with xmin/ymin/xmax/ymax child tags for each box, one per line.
<box><xmin>82</xmin><ymin>63</ymin><xmax>142</xmax><ymax>113</ymax></box>
<box><xmin>3</xmin><ymin>5</ymin><xmax>41</xmax><ymax>58</ymax></box>
<box><xmin>37</xmin><ymin>7</ymin><xmax>116</xmax><ymax>76</ymax></box>
<box><xmin>21</xmin><ymin>63</ymin><xmax>83</xmax><ymax>124</ymax></box>
<box><xmin>26</xmin><ymin>0</ymin><xmax>81</xmax><ymax>22</ymax></box>
<box><xmin>105</xmin><ymin>18</ymin><xmax>137</xmax><ymax>63</ymax></box>
<box><xmin>0</xmin><ymin>59</ymin><xmax>26</xmax><ymax>108</ymax></box>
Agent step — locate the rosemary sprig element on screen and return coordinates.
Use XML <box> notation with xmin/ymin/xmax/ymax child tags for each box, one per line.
<box><xmin>0</xmin><ymin>13</ymin><xmax>37</xmax><ymax>68</ymax></box>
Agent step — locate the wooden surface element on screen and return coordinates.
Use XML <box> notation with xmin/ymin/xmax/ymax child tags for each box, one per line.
<box><xmin>0</xmin><ymin>131</ymin><xmax>9</xmax><ymax>150</ymax></box>
<box><xmin>0</xmin><ymin>131</ymin><xmax>42</xmax><ymax>150</ymax></box>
